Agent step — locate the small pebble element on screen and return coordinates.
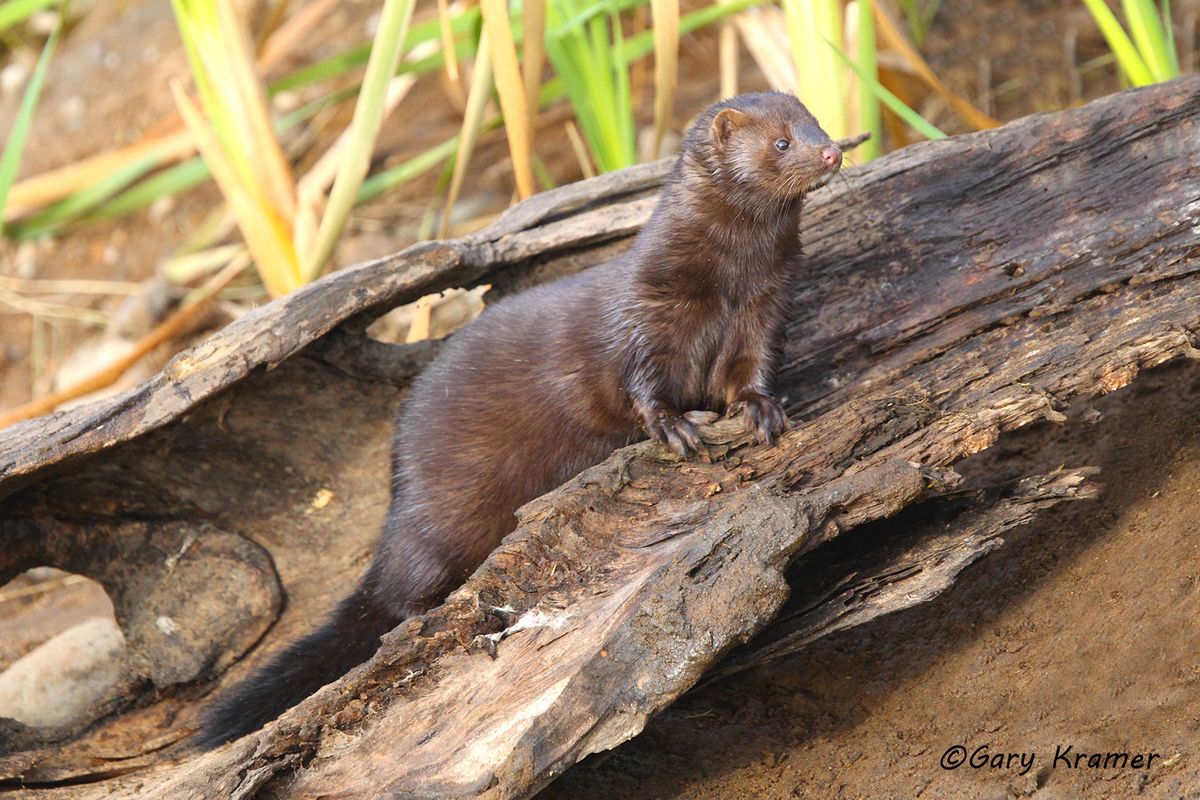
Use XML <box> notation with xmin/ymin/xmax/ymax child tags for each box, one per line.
<box><xmin>112</xmin><ymin>277</ymin><xmax>171</xmax><ymax>339</ymax></box>
<box><xmin>148</xmin><ymin>194</ymin><xmax>176</xmax><ymax>224</ymax></box>
<box><xmin>272</xmin><ymin>90</ymin><xmax>301</xmax><ymax>113</ymax></box>
<box><xmin>14</xmin><ymin>242</ymin><xmax>38</xmax><ymax>280</ymax></box>
<box><xmin>60</xmin><ymin>95</ymin><xmax>85</xmax><ymax>129</ymax></box>
<box><xmin>0</xmin><ymin>61</ymin><xmax>29</xmax><ymax>97</ymax></box>
<box><xmin>364</xmin><ymin>11</ymin><xmax>381</xmax><ymax>37</ymax></box>
<box><xmin>28</xmin><ymin>10</ymin><xmax>60</xmax><ymax>35</ymax></box>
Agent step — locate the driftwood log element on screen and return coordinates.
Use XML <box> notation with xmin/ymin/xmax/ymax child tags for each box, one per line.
<box><xmin>0</xmin><ymin>77</ymin><xmax>1197</xmax><ymax>798</ymax></box>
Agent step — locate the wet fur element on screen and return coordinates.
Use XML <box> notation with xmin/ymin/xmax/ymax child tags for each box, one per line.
<box><xmin>196</xmin><ymin>92</ymin><xmax>839</xmax><ymax>748</ymax></box>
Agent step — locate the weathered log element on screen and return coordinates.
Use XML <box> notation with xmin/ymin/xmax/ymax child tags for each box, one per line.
<box><xmin>0</xmin><ymin>77</ymin><xmax>1197</xmax><ymax>798</ymax></box>
<box><xmin>706</xmin><ymin>467</ymin><xmax>1100</xmax><ymax>685</ymax></box>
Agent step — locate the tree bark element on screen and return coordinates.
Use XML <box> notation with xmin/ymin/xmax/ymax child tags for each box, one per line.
<box><xmin>0</xmin><ymin>78</ymin><xmax>1197</xmax><ymax>799</ymax></box>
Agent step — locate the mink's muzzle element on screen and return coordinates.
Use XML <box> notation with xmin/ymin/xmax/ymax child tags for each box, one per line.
<box><xmin>820</xmin><ymin>142</ymin><xmax>843</xmax><ymax>168</ymax></box>
<box><xmin>798</xmin><ymin>140</ymin><xmax>843</xmax><ymax>191</ymax></box>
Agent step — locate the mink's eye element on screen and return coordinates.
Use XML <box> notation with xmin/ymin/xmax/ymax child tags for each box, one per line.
<box><xmin>774</xmin><ymin>138</ymin><xmax>790</xmax><ymax>152</ymax></box>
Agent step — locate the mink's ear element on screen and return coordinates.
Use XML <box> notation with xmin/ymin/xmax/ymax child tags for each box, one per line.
<box><xmin>711</xmin><ymin>108</ymin><xmax>748</xmax><ymax>148</ymax></box>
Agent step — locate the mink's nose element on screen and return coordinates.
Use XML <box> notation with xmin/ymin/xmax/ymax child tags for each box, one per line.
<box><xmin>821</xmin><ymin>144</ymin><xmax>842</xmax><ymax>168</ymax></box>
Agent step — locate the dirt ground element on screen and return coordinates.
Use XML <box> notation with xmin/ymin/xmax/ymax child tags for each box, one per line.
<box><xmin>2</xmin><ymin>1</ymin><xmax>1199</xmax><ymax>798</ymax></box>
<box><xmin>538</xmin><ymin>361</ymin><xmax>1200</xmax><ymax>800</ymax></box>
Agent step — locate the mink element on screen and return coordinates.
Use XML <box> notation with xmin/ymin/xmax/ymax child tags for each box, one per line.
<box><xmin>196</xmin><ymin>91</ymin><xmax>842</xmax><ymax>748</ymax></box>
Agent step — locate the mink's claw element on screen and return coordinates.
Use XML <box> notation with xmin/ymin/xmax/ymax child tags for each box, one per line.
<box><xmin>646</xmin><ymin>411</ymin><xmax>705</xmax><ymax>459</ymax></box>
<box><xmin>731</xmin><ymin>394</ymin><xmax>789</xmax><ymax>446</ymax></box>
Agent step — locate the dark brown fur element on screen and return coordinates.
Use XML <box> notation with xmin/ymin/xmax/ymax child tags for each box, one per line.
<box><xmin>197</xmin><ymin>91</ymin><xmax>840</xmax><ymax>747</ymax></box>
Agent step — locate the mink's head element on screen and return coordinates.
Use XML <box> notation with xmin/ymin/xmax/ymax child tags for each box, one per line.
<box><xmin>690</xmin><ymin>92</ymin><xmax>841</xmax><ymax>201</ymax></box>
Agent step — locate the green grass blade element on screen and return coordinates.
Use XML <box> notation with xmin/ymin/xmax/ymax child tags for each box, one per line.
<box><xmin>269</xmin><ymin>6</ymin><xmax>481</xmax><ymax>94</ymax></box>
<box><xmin>1081</xmin><ymin>0</ymin><xmax>1153</xmax><ymax>86</ymax></box>
<box><xmin>898</xmin><ymin>0</ymin><xmax>920</xmax><ymax>44</ymax></box>
<box><xmin>357</xmin><ymin>137</ymin><xmax>461</xmax><ymax>204</ymax></box>
<box><xmin>609</xmin><ymin>4</ymin><xmax>636</xmax><ymax>167</ymax></box>
<box><xmin>13</xmin><ymin>4</ymin><xmax>481</xmax><ymax>238</ymax></box>
<box><xmin>784</xmin><ymin>0</ymin><xmax>846</xmax><ymax>140</ymax></box>
<box><xmin>532</xmin><ymin>153</ymin><xmax>556</xmax><ymax>191</ymax></box>
<box><xmin>833</xmin><ymin>43</ymin><xmax>947</xmax><ymax>141</ymax></box>
<box><xmin>545</xmin><ymin>1</ymin><xmax>606</xmax><ymax>171</ymax></box>
<box><xmin>271</xmin><ymin>44</ymin><xmax>370</xmax><ymax>94</ymax></box>
<box><xmin>624</xmin><ymin>0</ymin><xmax>765</xmax><ymax>60</ymax></box>
<box><xmin>36</xmin><ymin>84</ymin><xmax>328</xmax><ymax>238</ymax></box>
<box><xmin>547</xmin><ymin>0</ymin><xmax>645</xmax><ymax>38</ymax></box>
<box><xmin>0</xmin><ymin>3</ymin><xmax>64</xmax><ymax>237</ymax></box>
<box><xmin>10</xmin><ymin>157</ymin><xmax>151</xmax><ymax>238</ymax></box>
<box><xmin>358</xmin><ymin>119</ymin><xmax>504</xmax><ymax>206</ymax></box>
<box><xmin>13</xmin><ymin>0</ymin><xmax>769</xmax><ymax>239</ymax></box>
<box><xmin>85</xmin><ymin>157</ymin><xmax>210</xmax><ymax>222</ymax></box>
<box><xmin>277</xmin><ymin>84</ymin><xmax>361</xmax><ymax>130</ymax></box>
<box><xmin>897</xmin><ymin>0</ymin><xmax>940</xmax><ymax>45</ymax></box>
<box><xmin>1159</xmin><ymin>0</ymin><xmax>1179</xmax><ymax>74</ymax></box>
<box><xmin>855</xmin><ymin>0</ymin><xmax>882</xmax><ymax>161</ymax></box>
<box><xmin>0</xmin><ymin>0</ymin><xmax>57</xmax><ymax>34</ymax></box>
<box><xmin>585</xmin><ymin>8</ymin><xmax>617</xmax><ymax>167</ymax></box>
<box><xmin>544</xmin><ymin>0</ymin><xmax>762</xmax><ymax>172</ymax></box>
<box><xmin>304</xmin><ymin>0</ymin><xmax>417</xmax><ymax>280</ymax></box>
<box><xmin>1123</xmin><ymin>0</ymin><xmax>1174</xmax><ymax>81</ymax></box>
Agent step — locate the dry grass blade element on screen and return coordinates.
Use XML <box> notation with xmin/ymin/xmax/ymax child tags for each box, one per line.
<box><xmin>630</xmin><ymin>4</ymin><xmax>651</xmax><ymax>111</ymax></box>
<box><xmin>257</xmin><ymin>0</ymin><xmax>341</xmax><ymax>74</ymax></box>
<box><xmin>719</xmin><ymin>1</ymin><xmax>739</xmax><ymax>99</ymax></box>
<box><xmin>162</xmin><ymin>243</ymin><xmax>246</xmax><ymax>284</ymax></box>
<box><xmin>173</xmin><ymin>84</ymin><xmax>298</xmax><ymax>297</ymax></box>
<box><xmin>3</xmin><ymin>132</ymin><xmax>194</xmax><ymax>223</ymax></box>
<box><xmin>0</xmin><ymin>574</ymin><xmax>88</xmax><ymax>606</ymax></box>
<box><xmin>436</xmin><ymin>0</ymin><xmax>461</xmax><ymax>87</ymax></box>
<box><xmin>564</xmin><ymin>119</ymin><xmax>596</xmax><ymax>178</ymax></box>
<box><xmin>650</xmin><ymin>0</ymin><xmax>680</xmax><ymax>157</ymax></box>
<box><xmin>293</xmin><ymin>189</ymin><xmax>319</xmax><ymax>270</ymax></box>
<box><xmin>0</xmin><ymin>254</ymin><xmax>249</xmax><ymax>431</ymax></box>
<box><xmin>480</xmin><ymin>0</ymin><xmax>534</xmax><ymax>200</ymax></box>
<box><xmin>523</xmin><ymin>0</ymin><xmax>546</xmax><ymax>134</ymax></box>
<box><xmin>0</xmin><ymin>277</ymin><xmax>143</xmax><ymax>296</ymax></box>
<box><xmin>406</xmin><ymin>295</ymin><xmax>434</xmax><ymax>343</ymax></box>
<box><xmin>3</xmin><ymin>0</ymin><xmax>337</xmax><ymax>223</ymax></box>
<box><xmin>254</xmin><ymin>0</ymin><xmax>294</xmax><ymax>54</ymax></box>
<box><xmin>0</xmin><ymin>289</ymin><xmax>109</xmax><ymax>325</ymax></box>
<box><xmin>735</xmin><ymin>7</ymin><xmax>796</xmax><ymax>91</ymax></box>
<box><xmin>213</xmin><ymin>0</ymin><xmax>298</xmax><ymax>221</ymax></box>
<box><xmin>877</xmin><ymin>65</ymin><xmax>913</xmax><ymax>147</ymax></box>
<box><xmin>873</xmin><ymin>0</ymin><xmax>999</xmax><ymax>129</ymax></box>
<box><xmin>441</xmin><ymin>28</ymin><xmax>494</xmax><ymax>239</ymax></box>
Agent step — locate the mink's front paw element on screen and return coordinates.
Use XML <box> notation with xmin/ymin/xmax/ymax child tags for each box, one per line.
<box><xmin>644</xmin><ymin>410</ymin><xmax>705</xmax><ymax>459</ymax></box>
<box><xmin>730</xmin><ymin>393</ymin><xmax>789</xmax><ymax>446</ymax></box>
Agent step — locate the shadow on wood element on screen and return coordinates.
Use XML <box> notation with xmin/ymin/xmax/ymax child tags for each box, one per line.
<box><xmin>0</xmin><ymin>78</ymin><xmax>1197</xmax><ymax>798</ymax></box>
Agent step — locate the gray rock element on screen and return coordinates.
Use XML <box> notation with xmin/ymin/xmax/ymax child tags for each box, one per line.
<box><xmin>0</xmin><ymin>616</ymin><xmax>125</xmax><ymax>728</ymax></box>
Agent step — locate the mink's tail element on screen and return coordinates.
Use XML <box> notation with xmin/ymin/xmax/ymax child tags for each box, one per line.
<box><xmin>194</xmin><ymin>577</ymin><xmax>400</xmax><ymax>750</ymax></box>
